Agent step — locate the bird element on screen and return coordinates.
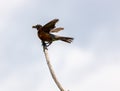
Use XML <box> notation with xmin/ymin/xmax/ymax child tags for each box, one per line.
<box><xmin>32</xmin><ymin>19</ymin><xmax>74</xmax><ymax>47</ymax></box>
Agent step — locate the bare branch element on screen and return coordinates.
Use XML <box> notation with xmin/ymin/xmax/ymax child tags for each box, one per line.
<box><xmin>43</xmin><ymin>46</ymin><xmax>66</xmax><ymax>91</ymax></box>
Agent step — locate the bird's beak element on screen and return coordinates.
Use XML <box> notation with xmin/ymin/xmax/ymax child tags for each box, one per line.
<box><xmin>32</xmin><ymin>26</ymin><xmax>36</xmax><ymax>28</ymax></box>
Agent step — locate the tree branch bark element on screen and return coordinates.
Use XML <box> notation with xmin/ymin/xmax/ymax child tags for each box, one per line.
<box><xmin>43</xmin><ymin>46</ymin><xmax>66</xmax><ymax>91</ymax></box>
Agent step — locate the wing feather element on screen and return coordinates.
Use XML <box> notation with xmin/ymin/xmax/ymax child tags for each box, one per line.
<box><xmin>50</xmin><ymin>27</ymin><xmax>64</xmax><ymax>33</ymax></box>
<box><xmin>42</xmin><ymin>19</ymin><xmax>59</xmax><ymax>33</ymax></box>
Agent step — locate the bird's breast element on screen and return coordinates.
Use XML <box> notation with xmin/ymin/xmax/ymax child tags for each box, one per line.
<box><xmin>37</xmin><ymin>32</ymin><xmax>52</xmax><ymax>41</ymax></box>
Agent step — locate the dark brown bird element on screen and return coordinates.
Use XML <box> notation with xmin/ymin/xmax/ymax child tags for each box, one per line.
<box><xmin>32</xmin><ymin>19</ymin><xmax>74</xmax><ymax>47</ymax></box>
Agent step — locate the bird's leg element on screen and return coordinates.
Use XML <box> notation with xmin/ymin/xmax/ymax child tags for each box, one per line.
<box><xmin>46</xmin><ymin>41</ymin><xmax>52</xmax><ymax>47</ymax></box>
<box><xmin>42</xmin><ymin>41</ymin><xmax>48</xmax><ymax>49</ymax></box>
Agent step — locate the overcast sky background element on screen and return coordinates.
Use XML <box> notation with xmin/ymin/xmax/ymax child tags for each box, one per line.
<box><xmin>0</xmin><ymin>0</ymin><xmax>120</xmax><ymax>91</ymax></box>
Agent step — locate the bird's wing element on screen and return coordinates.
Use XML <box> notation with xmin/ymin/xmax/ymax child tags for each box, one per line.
<box><xmin>50</xmin><ymin>27</ymin><xmax>64</xmax><ymax>33</ymax></box>
<box><xmin>42</xmin><ymin>19</ymin><xmax>59</xmax><ymax>33</ymax></box>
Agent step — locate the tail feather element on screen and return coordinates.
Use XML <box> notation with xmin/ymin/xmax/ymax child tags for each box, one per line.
<box><xmin>59</xmin><ymin>37</ymin><xmax>74</xmax><ymax>43</ymax></box>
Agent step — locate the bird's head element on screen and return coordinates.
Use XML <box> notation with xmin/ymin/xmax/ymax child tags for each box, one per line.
<box><xmin>32</xmin><ymin>24</ymin><xmax>42</xmax><ymax>30</ymax></box>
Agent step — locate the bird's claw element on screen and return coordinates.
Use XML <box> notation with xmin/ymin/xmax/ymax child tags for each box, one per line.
<box><xmin>42</xmin><ymin>41</ymin><xmax>48</xmax><ymax>49</ymax></box>
<box><xmin>41</xmin><ymin>41</ymin><xmax>52</xmax><ymax>50</ymax></box>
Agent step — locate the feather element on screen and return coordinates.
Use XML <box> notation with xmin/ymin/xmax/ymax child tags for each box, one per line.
<box><xmin>50</xmin><ymin>27</ymin><xmax>64</xmax><ymax>33</ymax></box>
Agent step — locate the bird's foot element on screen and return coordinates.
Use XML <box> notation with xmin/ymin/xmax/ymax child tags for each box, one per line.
<box><xmin>45</xmin><ymin>41</ymin><xmax>52</xmax><ymax>47</ymax></box>
<box><xmin>42</xmin><ymin>41</ymin><xmax>48</xmax><ymax>50</ymax></box>
<box><xmin>41</xmin><ymin>41</ymin><xmax>52</xmax><ymax>50</ymax></box>
<box><xmin>46</xmin><ymin>41</ymin><xmax>52</xmax><ymax>47</ymax></box>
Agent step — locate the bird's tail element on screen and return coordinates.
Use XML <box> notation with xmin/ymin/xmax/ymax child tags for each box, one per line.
<box><xmin>58</xmin><ymin>36</ymin><xmax>74</xmax><ymax>43</ymax></box>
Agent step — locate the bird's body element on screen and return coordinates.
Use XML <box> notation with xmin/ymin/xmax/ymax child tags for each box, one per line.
<box><xmin>38</xmin><ymin>28</ymin><xmax>52</xmax><ymax>41</ymax></box>
<box><xmin>32</xmin><ymin>19</ymin><xmax>74</xmax><ymax>47</ymax></box>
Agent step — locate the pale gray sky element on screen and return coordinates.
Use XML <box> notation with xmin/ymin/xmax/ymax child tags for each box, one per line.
<box><xmin>0</xmin><ymin>0</ymin><xmax>120</xmax><ymax>91</ymax></box>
